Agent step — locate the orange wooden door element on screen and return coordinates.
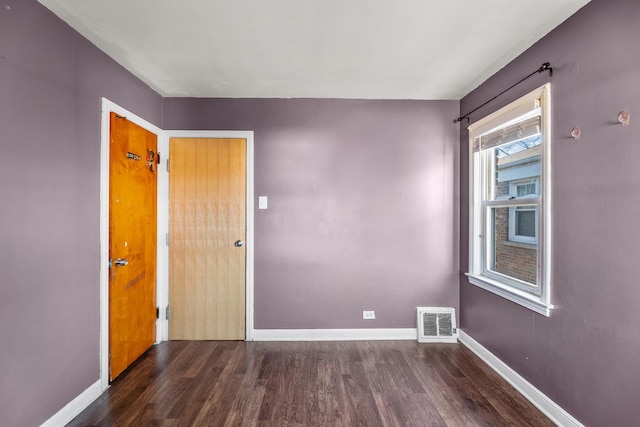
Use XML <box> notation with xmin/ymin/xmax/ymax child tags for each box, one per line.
<box><xmin>109</xmin><ymin>112</ymin><xmax>157</xmax><ymax>380</ymax></box>
<box><xmin>169</xmin><ymin>138</ymin><xmax>246</xmax><ymax>340</ymax></box>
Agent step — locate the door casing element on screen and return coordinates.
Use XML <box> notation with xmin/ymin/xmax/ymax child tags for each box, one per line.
<box><xmin>100</xmin><ymin>102</ymin><xmax>255</xmax><ymax>390</ymax></box>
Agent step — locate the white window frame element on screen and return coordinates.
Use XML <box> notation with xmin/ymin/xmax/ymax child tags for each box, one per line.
<box><xmin>467</xmin><ymin>84</ymin><xmax>553</xmax><ymax>316</ymax></box>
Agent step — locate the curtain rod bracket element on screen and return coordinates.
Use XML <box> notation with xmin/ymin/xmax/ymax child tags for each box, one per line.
<box><xmin>538</xmin><ymin>62</ymin><xmax>553</xmax><ymax>76</ymax></box>
<box><xmin>455</xmin><ymin>62</ymin><xmax>552</xmax><ymax>124</ymax></box>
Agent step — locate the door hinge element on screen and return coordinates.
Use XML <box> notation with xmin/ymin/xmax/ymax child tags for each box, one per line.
<box><xmin>166</xmin><ymin>306</ymin><xmax>170</xmax><ymax>320</ymax></box>
<box><xmin>166</xmin><ymin>157</ymin><xmax>170</xmax><ymax>172</ymax></box>
<box><xmin>156</xmin><ymin>307</ymin><xmax>160</xmax><ymax>319</ymax></box>
<box><xmin>166</xmin><ymin>233</ymin><xmax>169</xmax><ymax>246</ymax></box>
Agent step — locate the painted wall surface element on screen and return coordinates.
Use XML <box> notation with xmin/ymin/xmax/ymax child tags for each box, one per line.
<box><xmin>459</xmin><ymin>0</ymin><xmax>640</xmax><ymax>425</ymax></box>
<box><xmin>164</xmin><ymin>98</ymin><xmax>460</xmax><ymax>330</ymax></box>
<box><xmin>0</xmin><ymin>1</ymin><xmax>162</xmax><ymax>426</ymax></box>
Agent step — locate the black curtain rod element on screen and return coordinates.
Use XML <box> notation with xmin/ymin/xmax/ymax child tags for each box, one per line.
<box><xmin>454</xmin><ymin>62</ymin><xmax>553</xmax><ymax>124</ymax></box>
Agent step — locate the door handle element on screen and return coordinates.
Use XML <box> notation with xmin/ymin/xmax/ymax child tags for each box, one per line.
<box><xmin>114</xmin><ymin>258</ymin><xmax>129</xmax><ymax>267</ymax></box>
<box><xmin>234</xmin><ymin>240</ymin><xmax>244</xmax><ymax>247</ymax></box>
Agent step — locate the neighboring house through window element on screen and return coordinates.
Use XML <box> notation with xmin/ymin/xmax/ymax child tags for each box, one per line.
<box><xmin>467</xmin><ymin>84</ymin><xmax>552</xmax><ymax>316</ymax></box>
<box><xmin>508</xmin><ymin>178</ymin><xmax>539</xmax><ymax>245</ymax></box>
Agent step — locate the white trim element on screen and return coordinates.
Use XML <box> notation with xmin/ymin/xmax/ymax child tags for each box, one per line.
<box><xmin>100</xmin><ymin>98</ymin><xmax>164</xmax><ymax>390</ymax></box>
<box><xmin>540</xmin><ymin>84</ymin><xmax>553</xmax><ymax>309</ymax></box>
<box><xmin>458</xmin><ymin>330</ymin><xmax>584</xmax><ymax>427</ymax></box>
<box><xmin>466</xmin><ymin>274</ymin><xmax>552</xmax><ymax>316</ymax></box>
<box><xmin>40</xmin><ymin>380</ymin><xmax>101</xmax><ymax>427</ymax></box>
<box><xmin>252</xmin><ymin>328</ymin><xmax>418</xmax><ymax>341</ymax></box>
<box><xmin>164</xmin><ymin>130</ymin><xmax>255</xmax><ymax>341</ymax></box>
<box><xmin>157</xmin><ymin>132</ymin><xmax>170</xmax><ymax>342</ymax></box>
<box><xmin>246</xmin><ymin>135</ymin><xmax>255</xmax><ymax>341</ymax></box>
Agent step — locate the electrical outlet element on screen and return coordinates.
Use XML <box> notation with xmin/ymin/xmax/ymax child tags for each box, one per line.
<box><xmin>362</xmin><ymin>310</ymin><xmax>376</xmax><ymax>320</ymax></box>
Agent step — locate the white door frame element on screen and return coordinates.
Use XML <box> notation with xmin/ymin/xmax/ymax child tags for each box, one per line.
<box><xmin>99</xmin><ymin>98</ymin><xmax>165</xmax><ymax>390</ymax></box>
<box><xmin>163</xmin><ymin>131</ymin><xmax>255</xmax><ymax>342</ymax></box>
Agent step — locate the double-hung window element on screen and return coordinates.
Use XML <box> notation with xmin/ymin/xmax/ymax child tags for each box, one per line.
<box><xmin>467</xmin><ymin>84</ymin><xmax>552</xmax><ymax>316</ymax></box>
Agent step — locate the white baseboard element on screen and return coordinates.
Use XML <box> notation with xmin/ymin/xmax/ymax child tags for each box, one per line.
<box><xmin>40</xmin><ymin>380</ymin><xmax>102</xmax><ymax>427</ymax></box>
<box><xmin>457</xmin><ymin>330</ymin><xmax>584</xmax><ymax>427</ymax></box>
<box><xmin>252</xmin><ymin>328</ymin><xmax>417</xmax><ymax>341</ymax></box>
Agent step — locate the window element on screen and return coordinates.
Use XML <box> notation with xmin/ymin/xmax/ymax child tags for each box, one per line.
<box><xmin>508</xmin><ymin>178</ymin><xmax>539</xmax><ymax>244</ymax></box>
<box><xmin>467</xmin><ymin>84</ymin><xmax>552</xmax><ymax>316</ymax></box>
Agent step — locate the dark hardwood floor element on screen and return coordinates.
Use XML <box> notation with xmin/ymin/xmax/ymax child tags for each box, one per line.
<box><xmin>68</xmin><ymin>341</ymin><xmax>554</xmax><ymax>426</ymax></box>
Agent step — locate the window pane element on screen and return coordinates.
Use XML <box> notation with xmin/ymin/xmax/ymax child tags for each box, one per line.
<box><xmin>517</xmin><ymin>183</ymin><xmax>536</xmax><ymax>197</ymax></box>
<box><xmin>515</xmin><ymin>209</ymin><xmax>536</xmax><ymax>237</ymax></box>
<box><xmin>490</xmin><ymin>207</ymin><xmax>538</xmax><ymax>285</ymax></box>
<box><xmin>491</xmin><ymin>134</ymin><xmax>542</xmax><ymax>201</ymax></box>
<box><xmin>496</xmin><ymin>134</ymin><xmax>541</xmax><ymax>158</ymax></box>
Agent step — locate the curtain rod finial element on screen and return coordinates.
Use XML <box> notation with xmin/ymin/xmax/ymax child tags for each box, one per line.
<box><xmin>538</xmin><ymin>62</ymin><xmax>552</xmax><ymax>76</ymax></box>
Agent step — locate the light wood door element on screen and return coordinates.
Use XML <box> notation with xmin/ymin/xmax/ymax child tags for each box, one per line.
<box><xmin>109</xmin><ymin>112</ymin><xmax>157</xmax><ymax>380</ymax></box>
<box><xmin>169</xmin><ymin>138</ymin><xmax>246</xmax><ymax>340</ymax></box>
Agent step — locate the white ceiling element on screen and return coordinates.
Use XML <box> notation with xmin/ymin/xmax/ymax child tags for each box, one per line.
<box><xmin>39</xmin><ymin>0</ymin><xmax>589</xmax><ymax>100</ymax></box>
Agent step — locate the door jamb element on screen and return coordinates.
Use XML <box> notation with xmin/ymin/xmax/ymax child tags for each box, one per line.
<box><xmin>163</xmin><ymin>130</ymin><xmax>255</xmax><ymax>342</ymax></box>
<box><xmin>99</xmin><ymin>98</ymin><xmax>165</xmax><ymax>391</ymax></box>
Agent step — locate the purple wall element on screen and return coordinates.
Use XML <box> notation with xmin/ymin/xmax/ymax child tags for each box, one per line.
<box><xmin>459</xmin><ymin>0</ymin><xmax>640</xmax><ymax>424</ymax></box>
<box><xmin>7</xmin><ymin>0</ymin><xmax>632</xmax><ymax>424</ymax></box>
<box><xmin>0</xmin><ymin>1</ymin><xmax>162</xmax><ymax>426</ymax></box>
<box><xmin>2</xmin><ymin>3</ymin><xmax>459</xmax><ymax>424</ymax></box>
<box><xmin>164</xmin><ymin>98</ymin><xmax>460</xmax><ymax>330</ymax></box>
<box><xmin>17</xmin><ymin>0</ymin><xmax>633</xmax><ymax>424</ymax></box>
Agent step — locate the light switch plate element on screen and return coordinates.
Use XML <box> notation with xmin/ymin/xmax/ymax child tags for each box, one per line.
<box><xmin>258</xmin><ymin>196</ymin><xmax>268</xmax><ymax>210</ymax></box>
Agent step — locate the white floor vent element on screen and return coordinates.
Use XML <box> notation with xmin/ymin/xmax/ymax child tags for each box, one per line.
<box><xmin>416</xmin><ymin>307</ymin><xmax>457</xmax><ymax>343</ymax></box>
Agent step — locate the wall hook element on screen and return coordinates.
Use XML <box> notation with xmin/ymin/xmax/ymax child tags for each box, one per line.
<box><xmin>571</xmin><ymin>127</ymin><xmax>582</xmax><ymax>140</ymax></box>
<box><xmin>618</xmin><ymin>110</ymin><xmax>630</xmax><ymax>126</ymax></box>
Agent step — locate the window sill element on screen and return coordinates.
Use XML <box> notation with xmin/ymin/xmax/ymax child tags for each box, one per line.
<box><xmin>502</xmin><ymin>240</ymin><xmax>537</xmax><ymax>250</ymax></box>
<box><xmin>465</xmin><ymin>273</ymin><xmax>553</xmax><ymax>316</ymax></box>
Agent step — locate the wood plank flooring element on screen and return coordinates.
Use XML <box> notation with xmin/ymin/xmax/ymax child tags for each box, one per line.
<box><xmin>68</xmin><ymin>341</ymin><xmax>554</xmax><ymax>426</ymax></box>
